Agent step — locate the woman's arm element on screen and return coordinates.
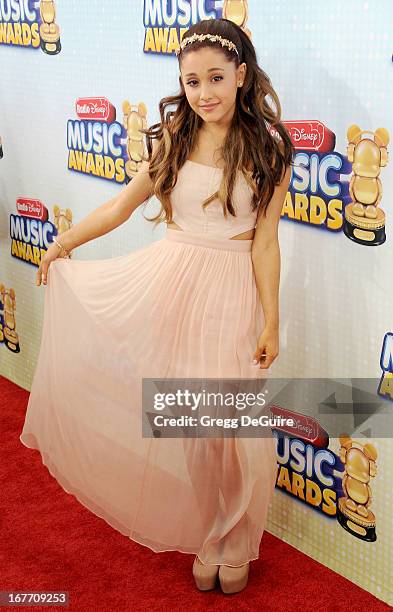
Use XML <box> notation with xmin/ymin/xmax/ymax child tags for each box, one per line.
<box><xmin>57</xmin><ymin>148</ymin><xmax>158</xmax><ymax>253</ymax></box>
<box><xmin>252</xmin><ymin>165</ymin><xmax>291</xmax><ymax>327</ymax></box>
<box><xmin>251</xmin><ymin>164</ymin><xmax>291</xmax><ymax>368</ymax></box>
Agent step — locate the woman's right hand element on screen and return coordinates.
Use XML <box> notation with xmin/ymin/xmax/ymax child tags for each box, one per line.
<box><xmin>36</xmin><ymin>241</ymin><xmax>69</xmax><ymax>286</ymax></box>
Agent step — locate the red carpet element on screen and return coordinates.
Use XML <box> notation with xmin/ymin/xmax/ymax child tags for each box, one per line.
<box><xmin>1</xmin><ymin>374</ymin><xmax>391</xmax><ymax>611</ymax></box>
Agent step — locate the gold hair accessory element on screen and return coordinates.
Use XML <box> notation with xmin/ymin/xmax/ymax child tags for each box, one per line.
<box><xmin>175</xmin><ymin>33</ymin><xmax>239</xmax><ymax>57</ymax></box>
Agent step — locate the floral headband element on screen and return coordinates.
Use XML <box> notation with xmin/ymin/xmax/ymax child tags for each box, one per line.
<box><xmin>175</xmin><ymin>33</ymin><xmax>240</xmax><ymax>57</ymax></box>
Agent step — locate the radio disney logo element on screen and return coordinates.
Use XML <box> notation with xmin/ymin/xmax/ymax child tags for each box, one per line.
<box><xmin>280</xmin><ymin>120</ymin><xmax>352</xmax><ymax>232</ymax></box>
<box><xmin>280</xmin><ymin>120</ymin><xmax>350</xmax><ymax>151</ymax></box>
<box><xmin>9</xmin><ymin>197</ymin><xmax>57</xmax><ymax>267</ymax></box>
<box><xmin>75</xmin><ymin>97</ymin><xmax>116</xmax><ymax>122</ymax></box>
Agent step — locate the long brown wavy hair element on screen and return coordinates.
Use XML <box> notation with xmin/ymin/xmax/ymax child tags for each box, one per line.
<box><xmin>141</xmin><ymin>18</ymin><xmax>294</xmax><ymax>227</ymax></box>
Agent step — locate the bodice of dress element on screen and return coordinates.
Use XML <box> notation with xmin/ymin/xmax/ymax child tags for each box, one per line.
<box><xmin>168</xmin><ymin>160</ymin><xmax>258</xmax><ymax>239</ymax></box>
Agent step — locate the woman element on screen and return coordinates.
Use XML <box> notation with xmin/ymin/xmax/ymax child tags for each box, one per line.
<box><xmin>20</xmin><ymin>18</ymin><xmax>294</xmax><ymax>595</ymax></box>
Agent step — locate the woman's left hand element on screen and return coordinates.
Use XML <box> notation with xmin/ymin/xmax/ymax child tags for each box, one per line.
<box><xmin>252</xmin><ymin>326</ymin><xmax>279</xmax><ymax>369</ymax></box>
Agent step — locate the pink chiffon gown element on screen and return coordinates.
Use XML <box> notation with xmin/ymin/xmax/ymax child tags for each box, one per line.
<box><xmin>20</xmin><ymin>159</ymin><xmax>278</xmax><ymax>567</ymax></box>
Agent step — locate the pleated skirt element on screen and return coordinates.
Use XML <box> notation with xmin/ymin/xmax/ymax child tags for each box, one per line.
<box><xmin>20</xmin><ymin>228</ymin><xmax>278</xmax><ymax>566</ymax></box>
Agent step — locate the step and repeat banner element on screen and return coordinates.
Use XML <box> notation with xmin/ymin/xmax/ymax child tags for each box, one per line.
<box><xmin>1</xmin><ymin>0</ymin><xmax>392</xmax><ymax>605</ymax></box>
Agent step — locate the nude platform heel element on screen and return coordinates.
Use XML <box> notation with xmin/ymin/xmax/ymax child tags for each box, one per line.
<box><xmin>192</xmin><ymin>555</ymin><xmax>220</xmax><ymax>591</ymax></box>
<box><xmin>218</xmin><ymin>561</ymin><xmax>250</xmax><ymax>594</ymax></box>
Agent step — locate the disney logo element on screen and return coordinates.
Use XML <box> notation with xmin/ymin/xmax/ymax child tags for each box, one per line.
<box><xmin>290</xmin><ymin>126</ymin><xmax>321</xmax><ymax>146</ymax></box>
<box><xmin>88</xmin><ymin>102</ymin><xmax>108</xmax><ymax>117</ymax></box>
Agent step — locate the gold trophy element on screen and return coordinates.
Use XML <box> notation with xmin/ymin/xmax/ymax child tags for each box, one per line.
<box><xmin>122</xmin><ymin>101</ymin><xmax>148</xmax><ymax>183</ymax></box>
<box><xmin>0</xmin><ymin>285</ymin><xmax>20</xmax><ymax>353</ymax></box>
<box><xmin>336</xmin><ymin>435</ymin><xmax>377</xmax><ymax>541</ymax></box>
<box><xmin>344</xmin><ymin>124</ymin><xmax>389</xmax><ymax>246</ymax></box>
<box><xmin>222</xmin><ymin>0</ymin><xmax>252</xmax><ymax>39</ymax></box>
<box><xmin>39</xmin><ymin>0</ymin><xmax>61</xmax><ymax>55</ymax></box>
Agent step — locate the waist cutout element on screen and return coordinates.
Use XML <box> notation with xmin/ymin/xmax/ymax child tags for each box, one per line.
<box><xmin>165</xmin><ymin>229</ymin><xmax>253</xmax><ymax>252</ymax></box>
